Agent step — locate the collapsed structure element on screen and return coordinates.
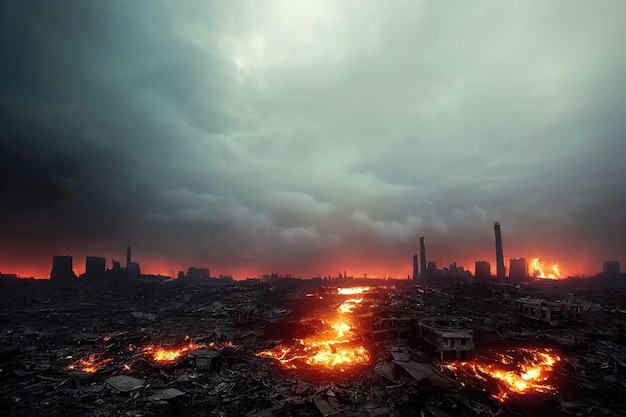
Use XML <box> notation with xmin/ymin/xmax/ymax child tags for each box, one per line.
<box><xmin>1</xmin><ymin>273</ymin><xmax>625</xmax><ymax>416</ymax></box>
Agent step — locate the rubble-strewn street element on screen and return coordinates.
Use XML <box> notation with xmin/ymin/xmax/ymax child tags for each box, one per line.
<box><xmin>1</xmin><ymin>276</ymin><xmax>625</xmax><ymax>416</ymax></box>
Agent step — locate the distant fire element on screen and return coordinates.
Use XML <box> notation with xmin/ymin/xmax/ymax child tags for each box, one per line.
<box><xmin>67</xmin><ymin>353</ymin><xmax>113</xmax><ymax>373</ymax></box>
<box><xmin>447</xmin><ymin>348</ymin><xmax>561</xmax><ymax>402</ymax></box>
<box><xmin>529</xmin><ymin>258</ymin><xmax>563</xmax><ymax>279</ymax></box>
<box><xmin>257</xmin><ymin>291</ymin><xmax>370</xmax><ymax>371</ymax></box>
<box><xmin>337</xmin><ymin>287</ymin><xmax>370</xmax><ymax>295</ymax></box>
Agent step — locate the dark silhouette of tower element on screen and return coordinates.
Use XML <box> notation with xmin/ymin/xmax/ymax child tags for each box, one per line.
<box><xmin>603</xmin><ymin>261</ymin><xmax>620</xmax><ymax>276</ymax></box>
<box><xmin>85</xmin><ymin>256</ymin><xmax>106</xmax><ymax>277</ymax></box>
<box><xmin>474</xmin><ymin>260</ymin><xmax>491</xmax><ymax>279</ymax></box>
<box><xmin>126</xmin><ymin>246</ymin><xmax>131</xmax><ymax>269</ymax></box>
<box><xmin>50</xmin><ymin>255</ymin><xmax>77</xmax><ymax>282</ymax></box>
<box><xmin>494</xmin><ymin>222</ymin><xmax>505</xmax><ymax>278</ymax></box>
<box><xmin>412</xmin><ymin>254</ymin><xmax>419</xmax><ymax>280</ymax></box>
<box><xmin>509</xmin><ymin>258</ymin><xmax>527</xmax><ymax>281</ymax></box>
<box><xmin>419</xmin><ymin>236</ymin><xmax>427</xmax><ymax>277</ymax></box>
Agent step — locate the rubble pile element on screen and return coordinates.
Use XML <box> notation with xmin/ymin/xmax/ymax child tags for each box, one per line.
<box><xmin>1</xmin><ymin>276</ymin><xmax>625</xmax><ymax>416</ymax></box>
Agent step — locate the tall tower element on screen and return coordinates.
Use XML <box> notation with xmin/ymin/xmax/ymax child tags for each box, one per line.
<box><xmin>494</xmin><ymin>222</ymin><xmax>505</xmax><ymax>278</ymax></box>
<box><xmin>412</xmin><ymin>254</ymin><xmax>419</xmax><ymax>280</ymax></box>
<box><xmin>419</xmin><ymin>236</ymin><xmax>427</xmax><ymax>276</ymax></box>
<box><xmin>126</xmin><ymin>246</ymin><xmax>131</xmax><ymax>269</ymax></box>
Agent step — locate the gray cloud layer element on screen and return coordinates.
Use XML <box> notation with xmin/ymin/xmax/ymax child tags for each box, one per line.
<box><xmin>1</xmin><ymin>1</ymin><xmax>625</xmax><ymax>277</ymax></box>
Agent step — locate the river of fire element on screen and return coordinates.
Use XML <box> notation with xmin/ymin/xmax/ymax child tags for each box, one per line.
<box><xmin>256</xmin><ymin>287</ymin><xmax>371</xmax><ymax>371</ymax></box>
<box><xmin>446</xmin><ymin>348</ymin><xmax>562</xmax><ymax>402</ymax></box>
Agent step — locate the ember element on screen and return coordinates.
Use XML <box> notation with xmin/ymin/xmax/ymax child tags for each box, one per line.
<box><xmin>447</xmin><ymin>348</ymin><xmax>561</xmax><ymax>402</ymax></box>
<box><xmin>67</xmin><ymin>353</ymin><xmax>113</xmax><ymax>373</ymax></box>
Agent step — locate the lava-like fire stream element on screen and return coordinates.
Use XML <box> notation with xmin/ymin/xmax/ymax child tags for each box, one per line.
<box><xmin>447</xmin><ymin>348</ymin><xmax>561</xmax><ymax>402</ymax></box>
<box><xmin>67</xmin><ymin>353</ymin><xmax>113</xmax><ymax>373</ymax></box>
<box><xmin>143</xmin><ymin>338</ymin><xmax>205</xmax><ymax>363</ymax></box>
<box><xmin>257</xmin><ymin>288</ymin><xmax>371</xmax><ymax>371</ymax></box>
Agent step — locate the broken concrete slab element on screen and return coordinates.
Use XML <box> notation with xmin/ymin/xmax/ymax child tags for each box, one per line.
<box><xmin>104</xmin><ymin>375</ymin><xmax>145</xmax><ymax>393</ymax></box>
<box><xmin>147</xmin><ymin>387</ymin><xmax>185</xmax><ymax>402</ymax></box>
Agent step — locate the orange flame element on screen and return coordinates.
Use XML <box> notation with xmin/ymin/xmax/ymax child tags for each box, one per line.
<box><xmin>529</xmin><ymin>258</ymin><xmax>563</xmax><ymax>279</ymax></box>
<box><xmin>143</xmin><ymin>339</ymin><xmax>204</xmax><ymax>363</ymax></box>
<box><xmin>337</xmin><ymin>298</ymin><xmax>363</xmax><ymax>314</ymax></box>
<box><xmin>256</xmin><ymin>296</ymin><xmax>370</xmax><ymax>371</ymax></box>
<box><xmin>67</xmin><ymin>353</ymin><xmax>113</xmax><ymax>373</ymax></box>
<box><xmin>337</xmin><ymin>287</ymin><xmax>370</xmax><ymax>295</ymax></box>
<box><xmin>448</xmin><ymin>348</ymin><xmax>561</xmax><ymax>402</ymax></box>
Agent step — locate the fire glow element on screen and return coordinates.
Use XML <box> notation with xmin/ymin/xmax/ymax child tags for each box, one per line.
<box><xmin>529</xmin><ymin>258</ymin><xmax>563</xmax><ymax>279</ymax></box>
<box><xmin>67</xmin><ymin>353</ymin><xmax>113</xmax><ymax>373</ymax></box>
<box><xmin>337</xmin><ymin>287</ymin><xmax>370</xmax><ymax>295</ymax></box>
<box><xmin>143</xmin><ymin>339</ymin><xmax>204</xmax><ymax>363</ymax></box>
<box><xmin>448</xmin><ymin>348</ymin><xmax>561</xmax><ymax>402</ymax></box>
<box><xmin>256</xmin><ymin>289</ymin><xmax>371</xmax><ymax>371</ymax></box>
<box><xmin>337</xmin><ymin>298</ymin><xmax>362</xmax><ymax>314</ymax></box>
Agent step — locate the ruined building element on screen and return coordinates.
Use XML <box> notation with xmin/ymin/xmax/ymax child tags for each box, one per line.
<box><xmin>509</xmin><ymin>257</ymin><xmax>528</xmax><ymax>281</ymax></box>
<box><xmin>50</xmin><ymin>255</ymin><xmax>77</xmax><ymax>282</ymax></box>
<box><xmin>474</xmin><ymin>260</ymin><xmax>491</xmax><ymax>279</ymax></box>
<box><xmin>418</xmin><ymin>319</ymin><xmax>474</xmax><ymax>361</ymax></box>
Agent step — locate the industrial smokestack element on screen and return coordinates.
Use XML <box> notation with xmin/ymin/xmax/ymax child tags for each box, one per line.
<box><xmin>419</xmin><ymin>236</ymin><xmax>427</xmax><ymax>277</ymax></box>
<box><xmin>126</xmin><ymin>246</ymin><xmax>131</xmax><ymax>269</ymax></box>
<box><xmin>494</xmin><ymin>222</ymin><xmax>505</xmax><ymax>278</ymax></box>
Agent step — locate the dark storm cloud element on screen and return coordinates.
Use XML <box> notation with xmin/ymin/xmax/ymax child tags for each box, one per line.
<box><xmin>2</xmin><ymin>1</ymin><xmax>626</xmax><ymax>277</ymax></box>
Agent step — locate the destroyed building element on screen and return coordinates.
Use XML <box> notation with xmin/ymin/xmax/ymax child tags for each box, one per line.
<box><xmin>1</xmin><ymin>274</ymin><xmax>625</xmax><ymax>417</ymax></box>
<box><xmin>418</xmin><ymin>319</ymin><xmax>475</xmax><ymax>361</ymax></box>
<box><xmin>514</xmin><ymin>297</ymin><xmax>587</xmax><ymax>326</ymax></box>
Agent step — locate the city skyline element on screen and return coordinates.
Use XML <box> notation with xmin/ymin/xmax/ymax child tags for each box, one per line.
<box><xmin>2</xmin><ymin>2</ymin><xmax>626</xmax><ymax>279</ymax></box>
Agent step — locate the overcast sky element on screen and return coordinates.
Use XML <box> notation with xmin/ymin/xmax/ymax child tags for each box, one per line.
<box><xmin>1</xmin><ymin>1</ymin><xmax>625</xmax><ymax>278</ymax></box>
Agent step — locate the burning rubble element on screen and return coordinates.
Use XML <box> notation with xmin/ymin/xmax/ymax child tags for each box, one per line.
<box><xmin>67</xmin><ymin>353</ymin><xmax>113</xmax><ymax>373</ymax></box>
<box><xmin>2</xmin><ymin>276</ymin><xmax>626</xmax><ymax>417</ymax></box>
<box><xmin>256</xmin><ymin>287</ymin><xmax>371</xmax><ymax>372</ymax></box>
<box><xmin>447</xmin><ymin>348</ymin><xmax>562</xmax><ymax>402</ymax></box>
<box><xmin>142</xmin><ymin>336</ymin><xmax>205</xmax><ymax>363</ymax></box>
<box><xmin>337</xmin><ymin>286</ymin><xmax>370</xmax><ymax>295</ymax></box>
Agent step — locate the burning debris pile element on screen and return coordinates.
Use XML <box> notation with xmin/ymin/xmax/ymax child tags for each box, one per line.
<box><xmin>447</xmin><ymin>348</ymin><xmax>562</xmax><ymax>402</ymax></box>
<box><xmin>141</xmin><ymin>337</ymin><xmax>207</xmax><ymax>363</ymax></box>
<box><xmin>2</xmin><ymin>276</ymin><xmax>626</xmax><ymax>416</ymax></box>
<box><xmin>67</xmin><ymin>353</ymin><xmax>113</xmax><ymax>373</ymax></box>
<box><xmin>65</xmin><ymin>335</ymin><xmax>233</xmax><ymax>375</ymax></box>
<box><xmin>256</xmin><ymin>287</ymin><xmax>371</xmax><ymax>372</ymax></box>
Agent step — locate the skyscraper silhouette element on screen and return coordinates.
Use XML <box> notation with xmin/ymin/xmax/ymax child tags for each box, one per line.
<box><xmin>420</xmin><ymin>237</ymin><xmax>427</xmax><ymax>277</ymax></box>
<box><xmin>494</xmin><ymin>222</ymin><xmax>505</xmax><ymax>278</ymax></box>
